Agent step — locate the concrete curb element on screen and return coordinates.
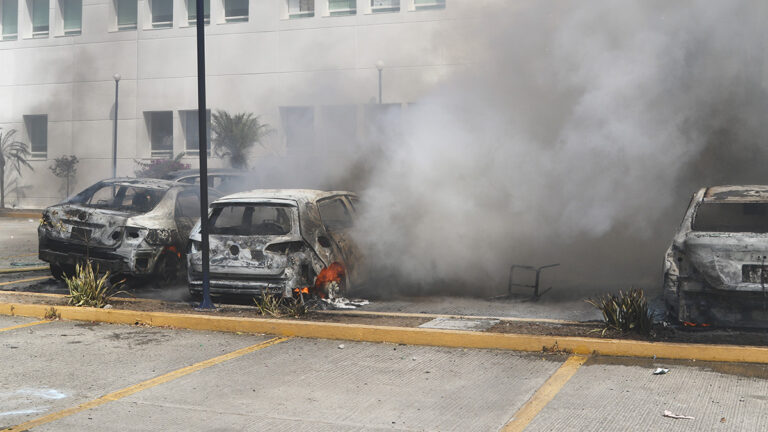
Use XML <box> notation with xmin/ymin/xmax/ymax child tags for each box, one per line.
<box><xmin>2</xmin><ymin>300</ymin><xmax>768</xmax><ymax>364</ymax></box>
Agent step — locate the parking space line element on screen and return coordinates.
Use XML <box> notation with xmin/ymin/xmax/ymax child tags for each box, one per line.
<box><xmin>0</xmin><ymin>276</ymin><xmax>51</xmax><ymax>286</ymax></box>
<box><xmin>0</xmin><ymin>267</ymin><xmax>49</xmax><ymax>275</ymax></box>
<box><xmin>1</xmin><ymin>336</ymin><xmax>290</xmax><ymax>432</ymax></box>
<box><xmin>501</xmin><ymin>355</ymin><xmax>587</xmax><ymax>432</ymax></box>
<box><xmin>0</xmin><ymin>320</ymin><xmax>50</xmax><ymax>333</ymax></box>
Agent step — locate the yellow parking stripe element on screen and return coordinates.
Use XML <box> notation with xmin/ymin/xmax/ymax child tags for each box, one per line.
<box><xmin>502</xmin><ymin>355</ymin><xmax>587</xmax><ymax>432</ymax></box>
<box><xmin>0</xmin><ymin>276</ymin><xmax>51</xmax><ymax>287</ymax></box>
<box><xmin>2</xmin><ymin>336</ymin><xmax>290</xmax><ymax>431</ymax></box>
<box><xmin>0</xmin><ymin>320</ymin><xmax>49</xmax><ymax>333</ymax></box>
<box><xmin>0</xmin><ymin>266</ymin><xmax>49</xmax><ymax>274</ymax></box>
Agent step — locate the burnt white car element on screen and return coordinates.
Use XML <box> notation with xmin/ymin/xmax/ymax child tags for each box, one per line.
<box><xmin>187</xmin><ymin>189</ymin><xmax>362</xmax><ymax>299</ymax></box>
<box><xmin>39</xmin><ymin>178</ymin><xmax>218</xmax><ymax>281</ymax></box>
<box><xmin>664</xmin><ymin>185</ymin><xmax>768</xmax><ymax>327</ymax></box>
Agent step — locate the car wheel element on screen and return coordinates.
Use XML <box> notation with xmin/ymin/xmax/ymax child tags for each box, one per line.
<box><xmin>154</xmin><ymin>253</ymin><xmax>179</xmax><ymax>286</ymax></box>
<box><xmin>50</xmin><ymin>264</ymin><xmax>65</xmax><ymax>281</ymax></box>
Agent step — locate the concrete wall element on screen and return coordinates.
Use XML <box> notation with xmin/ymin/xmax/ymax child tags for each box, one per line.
<box><xmin>0</xmin><ymin>0</ymin><xmax>465</xmax><ymax>207</ymax></box>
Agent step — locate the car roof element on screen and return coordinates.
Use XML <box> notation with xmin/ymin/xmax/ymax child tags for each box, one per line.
<box><xmin>104</xmin><ymin>177</ymin><xmax>179</xmax><ymax>190</ymax></box>
<box><xmin>703</xmin><ymin>185</ymin><xmax>768</xmax><ymax>203</ymax></box>
<box><xmin>163</xmin><ymin>168</ymin><xmax>247</xmax><ymax>180</ymax></box>
<box><xmin>213</xmin><ymin>189</ymin><xmax>356</xmax><ymax>204</ymax></box>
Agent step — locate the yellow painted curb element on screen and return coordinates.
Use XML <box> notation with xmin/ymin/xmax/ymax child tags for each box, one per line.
<box><xmin>0</xmin><ymin>266</ymin><xmax>49</xmax><ymax>274</ymax></box>
<box><xmin>0</xmin><ymin>211</ymin><xmax>42</xmax><ymax>219</ymax></box>
<box><xmin>2</xmin><ymin>300</ymin><xmax>768</xmax><ymax>364</ymax></box>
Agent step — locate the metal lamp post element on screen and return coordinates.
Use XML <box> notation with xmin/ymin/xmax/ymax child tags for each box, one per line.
<box><xmin>375</xmin><ymin>60</ymin><xmax>384</xmax><ymax>104</ymax></box>
<box><xmin>195</xmin><ymin>0</ymin><xmax>214</xmax><ymax>309</ymax></box>
<box><xmin>112</xmin><ymin>73</ymin><xmax>120</xmax><ymax>178</ymax></box>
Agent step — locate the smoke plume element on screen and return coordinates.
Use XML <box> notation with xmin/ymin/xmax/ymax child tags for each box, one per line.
<box><xmin>277</xmin><ymin>1</ymin><xmax>768</xmax><ymax>297</ymax></box>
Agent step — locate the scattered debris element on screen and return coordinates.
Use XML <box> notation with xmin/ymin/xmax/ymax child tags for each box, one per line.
<box><xmin>103</xmin><ymin>304</ymin><xmax>113</xmax><ymax>309</ymax></box>
<box><xmin>320</xmin><ymin>298</ymin><xmax>370</xmax><ymax>310</ymax></box>
<box><xmin>338</xmin><ymin>344</ymin><xmax>345</xmax><ymax>349</ymax></box>
<box><xmin>653</xmin><ymin>368</ymin><xmax>670</xmax><ymax>375</ymax></box>
<box><xmin>541</xmin><ymin>341</ymin><xmax>573</xmax><ymax>355</ymax></box>
<box><xmin>500</xmin><ymin>263</ymin><xmax>559</xmax><ymax>301</ymax></box>
<box><xmin>663</xmin><ymin>410</ymin><xmax>694</xmax><ymax>420</ymax></box>
<box><xmin>721</xmin><ymin>417</ymin><xmax>726</xmax><ymax>423</ymax></box>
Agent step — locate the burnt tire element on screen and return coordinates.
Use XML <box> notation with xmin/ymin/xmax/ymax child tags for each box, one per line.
<box><xmin>153</xmin><ymin>253</ymin><xmax>180</xmax><ymax>287</ymax></box>
<box><xmin>50</xmin><ymin>264</ymin><xmax>65</xmax><ymax>281</ymax></box>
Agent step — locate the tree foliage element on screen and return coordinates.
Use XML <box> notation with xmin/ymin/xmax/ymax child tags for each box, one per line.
<box><xmin>0</xmin><ymin>128</ymin><xmax>34</xmax><ymax>208</ymax></box>
<box><xmin>49</xmin><ymin>155</ymin><xmax>79</xmax><ymax>197</ymax></box>
<box><xmin>210</xmin><ymin>110</ymin><xmax>272</xmax><ymax>169</ymax></box>
<box><xmin>134</xmin><ymin>153</ymin><xmax>190</xmax><ymax>179</ymax></box>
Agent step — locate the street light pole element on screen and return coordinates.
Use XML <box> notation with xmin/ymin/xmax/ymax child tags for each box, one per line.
<box><xmin>376</xmin><ymin>60</ymin><xmax>384</xmax><ymax>104</ymax></box>
<box><xmin>112</xmin><ymin>73</ymin><xmax>120</xmax><ymax>178</ymax></box>
<box><xmin>195</xmin><ymin>0</ymin><xmax>214</xmax><ymax>309</ymax></box>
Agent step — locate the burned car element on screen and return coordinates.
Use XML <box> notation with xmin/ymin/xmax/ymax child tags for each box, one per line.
<box><xmin>664</xmin><ymin>185</ymin><xmax>768</xmax><ymax>327</ymax></box>
<box><xmin>39</xmin><ymin>178</ymin><xmax>218</xmax><ymax>281</ymax></box>
<box><xmin>187</xmin><ymin>190</ymin><xmax>362</xmax><ymax>299</ymax></box>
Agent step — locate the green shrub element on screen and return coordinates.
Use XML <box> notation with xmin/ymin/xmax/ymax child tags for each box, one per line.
<box><xmin>65</xmin><ymin>261</ymin><xmax>123</xmax><ymax>308</ymax></box>
<box><xmin>586</xmin><ymin>288</ymin><xmax>653</xmax><ymax>335</ymax></box>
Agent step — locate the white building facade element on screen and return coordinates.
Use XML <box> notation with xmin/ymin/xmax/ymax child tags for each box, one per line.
<box><xmin>0</xmin><ymin>0</ymin><xmax>463</xmax><ymax>207</ymax></box>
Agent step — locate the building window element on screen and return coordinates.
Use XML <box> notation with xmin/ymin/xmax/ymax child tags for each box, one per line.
<box><xmin>280</xmin><ymin>106</ymin><xmax>314</xmax><ymax>154</ymax></box>
<box><xmin>186</xmin><ymin>0</ymin><xmax>208</xmax><ymax>24</ymax></box>
<box><xmin>150</xmin><ymin>0</ymin><xmax>172</xmax><ymax>28</ymax></box>
<box><xmin>181</xmin><ymin>109</ymin><xmax>211</xmax><ymax>153</ymax></box>
<box><xmin>115</xmin><ymin>0</ymin><xmax>136</xmax><ymax>30</ymax></box>
<box><xmin>60</xmin><ymin>0</ymin><xmax>80</xmax><ymax>35</ymax></box>
<box><xmin>24</xmin><ymin>115</ymin><xmax>47</xmax><ymax>158</ymax></box>
<box><xmin>286</xmin><ymin>0</ymin><xmax>312</xmax><ymax>18</ymax></box>
<box><xmin>29</xmin><ymin>0</ymin><xmax>48</xmax><ymax>37</ymax></box>
<box><xmin>146</xmin><ymin>111</ymin><xmax>173</xmax><ymax>157</ymax></box>
<box><xmin>223</xmin><ymin>0</ymin><xmax>247</xmax><ymax>22</ymax></box>
<box><xmin>1</xmin><ymin>0</ymin><xmax>18</xmax><ymax>40</ymax></box>
<box><xmin>371</xmin><ymin>0</ymin><xmax>397</xmax><ymax>13</ymax></box>
<box><xmin>414</xmin><ymin>0</ymin><xmax>444</xmax><ymax>10</ymax></box>
<box><xmin>328</xmin><ymin>0</ymin><xmax>354</xmax><ymax>16</ymax></box>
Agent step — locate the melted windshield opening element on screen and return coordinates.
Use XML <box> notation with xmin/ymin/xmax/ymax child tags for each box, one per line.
<box><xmin>209</xmin><ymin>204</ymin><xmax>294</xmax><ymax>235</ymax></box>
<box><xmin>68</xmin><ymin>183</ymin><xmax>167</xmax><ymax>214</ymax></box>
<box><xmin>693</xmin><ymin>202</ymin><xmax>768</xmax><ymax>233</ymax></box>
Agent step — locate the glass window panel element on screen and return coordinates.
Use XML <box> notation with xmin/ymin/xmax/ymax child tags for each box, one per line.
<box><xmin>183</xmin><ymin>110</ymin><xmax>211</xmax><ymax>151</ymax></box>
<box><xmin>187</xmin><ymin>0</ymin><xmax>209</xmax><ymax>23</ymax></box>
<box><xmin>151</xmin><ymin>0</ymin><xmax>172</xmax><ymax>27</ymax></box>
<box><xmin>61</xmin><ymin>0</ymin><xmax>80</xmax><ymax>33</ymax></box>
<box><xmin>25</xmin><ymin>115</ymin><xmax>47</xmax><ymax>155</ymax></box>
<box><xmin>2</xmin><ymin>0</ymin><xmax>18</xmax><ymax>38</ymax></box>
<box><xmin>224</xmin><ymin>0</ymin><xmax>247</xmax><ymax>21</ymax></box>
<box><xmin>31</xmin><ymin>0</ymin><xmax>49</xmax><ymax>34</ymax></box>
<box><xmin>116</xmin><ymin>0</ymin><xmax>136</xmax><ymax>29</ymax></box>
<box><xmin>148</xmin><ymin>111</ymin><xmax>173</xmax><ymax>153</ymax></box>
<box><xmin>371</xmin><ymin>0</ymin><xmax>398</xmax><ymax>12</ymax></box>
<box><xmin>287</xmin><ymin>0</ymin><xmax>313</xmax><ymax>18</ymax></box>
<box><xmin>280</xmin><ymin>106</ymin><xmax>314</xmax><ymax>153</ymax></box>
<box><xmin>328</xmin><ymin>0</ymin><xmax>354</xmax><ymax>15</ymax></box>
<box><xmin>414</xmin><ymin>0</ymin><xmax>444</xmax><ymax>9</ymax></box>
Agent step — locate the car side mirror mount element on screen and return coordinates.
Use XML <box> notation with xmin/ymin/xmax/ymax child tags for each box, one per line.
<box><xmin>318</xmin><ymin>236</ymin><xmax>331</xmax><ymax>248</ymax></box>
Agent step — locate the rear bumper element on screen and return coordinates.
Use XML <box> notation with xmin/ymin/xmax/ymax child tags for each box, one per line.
<box><xmin>188</xmin><ymin>273</ymin><xmax>289</xmax><ymax>297</ymax></box>
<box><xmin>676</xmin><ymin>288</ymin><xmax>768</xmax><ymax>328</ymax></box>
<box><xmin>38</xmin><ymin>240</ymin><xmax>164</xmax><ymax>276</ymax></box>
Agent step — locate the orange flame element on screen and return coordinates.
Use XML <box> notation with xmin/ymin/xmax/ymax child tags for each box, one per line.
<box><xmin>683</xmin><ymin>321</ymin><xmax>711</xmax><ymax>327</ymax></box>
<box><xmin>311</xmin><ymin>262</ymin><xmax>346</xmax><ymax>299</ymax></box>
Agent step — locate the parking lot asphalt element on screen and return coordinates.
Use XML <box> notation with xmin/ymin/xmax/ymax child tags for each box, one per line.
<box><xmin>1</xmin><ymin>315</ymin><xmax>767</xmax><ymax>431</ymax></box>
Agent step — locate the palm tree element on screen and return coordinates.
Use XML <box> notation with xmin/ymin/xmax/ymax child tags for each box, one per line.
<box><xmin>0</xmin><ymin>128</ymin><xmax>33</xmax><ymax>208</ymax></box>
<box><xmin>210</xmin><ymin>111</ymin><xmax>272</xmax><ymax>169</ymax></box>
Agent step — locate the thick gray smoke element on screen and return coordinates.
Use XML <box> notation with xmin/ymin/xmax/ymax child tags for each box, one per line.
<box><xmin>271</xmin><ymin>1</ymin><xmax>768</xmax><ymax>297</ymax></box>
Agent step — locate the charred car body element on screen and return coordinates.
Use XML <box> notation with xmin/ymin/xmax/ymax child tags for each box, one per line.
<box><xmin>39</xmin><ymin>178</ymin><xmax>217</xmax><ymax>281</ymax></box>
<box><xmin>187</xmin><ymin>189</ymin><xmax>362</xmax><ymax>299</ymax></box>
<box><xmin>664</xmin><ymin>185</ymin><xmax>768</xmax><ymax>327</ymax></box>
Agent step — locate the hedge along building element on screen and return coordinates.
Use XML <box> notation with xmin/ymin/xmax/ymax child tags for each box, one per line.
<box><xmin>0</xmin><ymin>0</ymin><xmax>463</xmax><ymax>207</ymax></box>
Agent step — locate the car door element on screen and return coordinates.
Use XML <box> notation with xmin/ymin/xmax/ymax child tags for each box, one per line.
<box><xmin>316</xmin><ymin>197</ymin><xmax>360</xmax><ymax>284</ymax></box>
